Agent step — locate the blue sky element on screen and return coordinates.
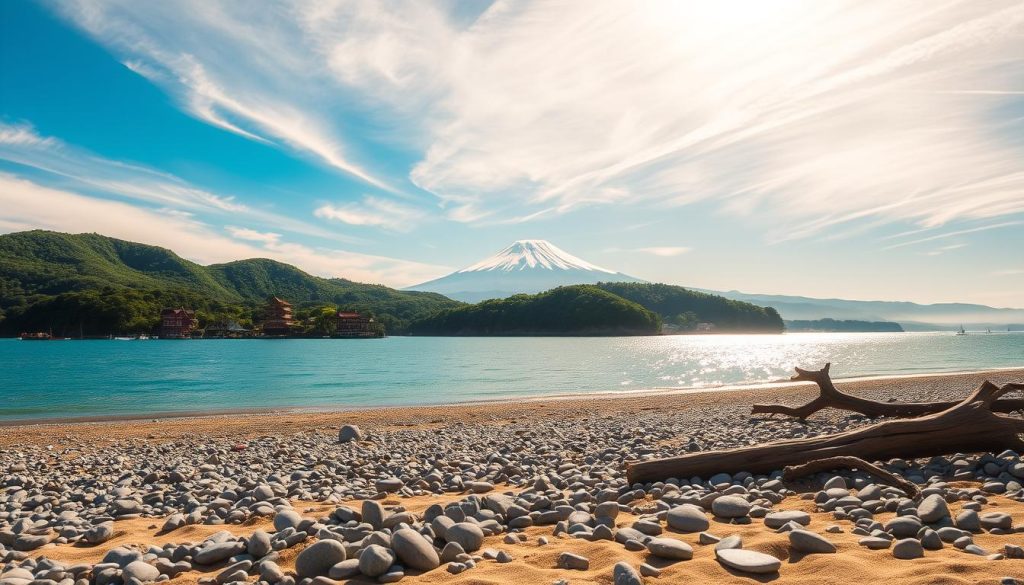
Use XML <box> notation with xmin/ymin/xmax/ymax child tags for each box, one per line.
<box><xmin>1</xmin><ymin>0</ymin><xmax>1022</xmax><ymax>306</ymax></box>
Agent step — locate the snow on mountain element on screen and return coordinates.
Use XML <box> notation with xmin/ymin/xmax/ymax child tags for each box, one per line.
<box><xmin>407</xmin><ymin>240</ymin><xmax>644</xmax><ymax>302</ymax></box>
<box><xmin>460</xmin><ymin>240</ymin><xmax>617</xmax><ymax>273</ymax></box>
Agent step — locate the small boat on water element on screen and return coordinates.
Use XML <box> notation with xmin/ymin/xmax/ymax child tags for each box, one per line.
<box><xmin>19</xmin><ymin>331</ymin><xmax>52</xmax><ymax>341</ymax></box>
<box><xmin>955</xmin><ymin>325</ymin><xmax>967</xmax><ymax>336</ymax></box>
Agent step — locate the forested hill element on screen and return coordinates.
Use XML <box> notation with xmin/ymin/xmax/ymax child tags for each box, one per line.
<box><xmin>406</xmin><ymin>285</ymin><xmax>662</xmax><ymax>336</ymax></box>
<box><xmin>0</xmin><ymin>230</ymin><xmax>459</xmax><ymax>335</ymax></box>
<box><xmin>595</xmin><ymin>282</ymin><xmax>784</xmax><ymax>333</ymax></box>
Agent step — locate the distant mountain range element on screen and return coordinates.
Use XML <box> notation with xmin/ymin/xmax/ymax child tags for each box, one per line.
<box><xmin>410</xmin><ymin>239</ymin><xmax>1023</xmax><ymax>329</ymax></box>
<box><xmin>408</xmin><ymin>240</ymin><xmax>643</xmax><ymax>302</ymax></box>
<box><xmin>702</xmin><ymin>290</ymin><xmax>1024</xmax><ymax>330</ymax></box>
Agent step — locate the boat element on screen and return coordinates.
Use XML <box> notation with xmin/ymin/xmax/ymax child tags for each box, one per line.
<box><xmin>955</xmin><ymin>325</ymin><xmax>966</xmax><ymax>336</ymax></box>
<box><xmin>986</xmin><ymin>328</ymin><xmax>992</xmax><ymax>334</ymax></box>
<box><xmin>19</xmin><ymin>332</ymin><xmax>52</xmax><ymax>341</ymax></box>
<box><xmin>136</xmin><ymin>334</ymin><xmax>151</xmax><ymax>340</ymax></box>
<box><xmin>113</xmin><ymin>336</ymin><xmax>134</xmax><ymax>341</ymax></box>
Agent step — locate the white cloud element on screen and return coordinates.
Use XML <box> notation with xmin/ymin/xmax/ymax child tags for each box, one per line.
<box><xmin>0</xmin><ymin>174</ymin><xmax>449</xmax><ymax>287</ymax></box>
<box><xmin>48</xmin><ymin>0</ymin><xmax>1024</xmax><ymax>241</ymax></box>
<box><xmin>314</xmin><ymin>196</ymin><xmax>425</xmax><ymax>231</ymax></box>
<box><xmin>636</xmin><ymin>247</ymin><xmax>691</xmax><ymax>257</ymax></box>
<box><xmin>993</xmin><ymin>268</ymin><xmax>1024</xmax><ymax>276</ymax></box>
<box><xmin>225</xmin><ymin>226</ymin><xmax>281</xmax><ymax>245</ymax></box>
<box><xmin>0</xmin><ymin>121</ymin><xmax>359</xmax><ymax>243</ymax></box>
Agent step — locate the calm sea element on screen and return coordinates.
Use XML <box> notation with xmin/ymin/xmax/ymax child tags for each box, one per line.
<box><xmin>1</xmin><ymin>332</ymin><xmax>1021</xmax><ymax>421</ymax></box>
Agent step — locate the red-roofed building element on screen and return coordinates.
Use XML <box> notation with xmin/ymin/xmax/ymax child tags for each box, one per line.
<box><xmin>160</xmin><ymin>308</ymin><xmax>198</xmax><ymax>338</ymax></box>
<box><xmin>334</xmin><ymin>311</ymin><xmax>382</xmax><ymax>338</ymax></box>
<box><xmin>262</xmin><ymin>296</ymin><xmax>295</xmax><ymax>336</ymax></box>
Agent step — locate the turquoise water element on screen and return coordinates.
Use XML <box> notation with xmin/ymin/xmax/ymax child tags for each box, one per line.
<box><xmin>0</xmin><ymin>333</ymin><xmax>1021</xmax><ymax>421</ymax></box>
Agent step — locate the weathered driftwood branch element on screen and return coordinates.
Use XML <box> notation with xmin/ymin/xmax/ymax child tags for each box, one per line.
<box><xmin>782</xmin><ymin>456</ymin><xmax>921</xmax><ymax>498</ymax></box>
<box><xmin>751</xmin><ymin>363</ymin><xmax>1024</xmax><ymax>420</ymax></box>
<box><xmin>627</xmin><ymin>380</ymin><xmax>1024</xmax><ymax>484</ymax></box>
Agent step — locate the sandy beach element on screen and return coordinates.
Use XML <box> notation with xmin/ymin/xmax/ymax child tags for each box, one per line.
<box><xmin>3</xmin><ymin>368</ymin><xmax>1023</xmax><ymax>584</ymax></box>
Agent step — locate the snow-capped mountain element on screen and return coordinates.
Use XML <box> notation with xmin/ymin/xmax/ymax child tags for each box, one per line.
<box><xmin>407</xmin><ymin>240</ymin><xmax>644</xmax><ymax>302</ymax></box>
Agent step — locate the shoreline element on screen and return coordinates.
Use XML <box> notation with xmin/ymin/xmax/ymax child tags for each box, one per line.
<box><xmin>2</xmin><ymin>365</ymin><xmax>1022</xmax><ymax>428</ymax></box>
<box><xmin>3</xmin><ymin>367</ymin><xmax>1022</xmax><ymax>448</ymax></box>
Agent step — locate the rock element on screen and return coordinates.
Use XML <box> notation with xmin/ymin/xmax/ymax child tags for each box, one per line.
<box><xmin>715</xmin><ymin>548</ymin><xmax>781</xmax><ymax>574</ymax></box>
<box><xmin>955</xmin><ymin>510</ymin><xmax>981</xmax><ymax>532</ymax></box>
<box><xmin>358</xmin><ymin>544</ymin><xmax>395</xmax><ymax>578</ymax></box>
<box><xmin>194</xmin><ymin>542</ymin><xmax>245</xmax><ymax>565</ymax></box>
<box><xmin>859</xmin><ymin>536</ymin><xmax>893</xmax><ymax>550</ymax></box>
<box><xmin>789</xmin><ymin>530</ymin><xmax>836</xmax><ymax>554</ymax></box>
<box><xmin>273</xmin><ymin>510</ymin><xmax>303</xmax><ymax>532</ymax></box>
<box><xmin>711</xmin><ymin>496</ymin><xmax>751</xmax><ymax>519</ymax></box>
<box><xmin>327</xmin><ymin>559</ymin><xmax>360</xmax><ymax>580</ymax></box>
<box><xmin>102</xmin><ymin>547</ymin><xmax>143</xmax><ymax>568</ymax></box>
<box><xmin>612</xmin><ymin>561</ymin><xmax>644</xmax><ymax>585</ymax></box>
<box><xmin>892</xmin><ymin>538</ymin><xmax>924</xmax><ymax>560</ymax></box>
<box><xmin>12</xmin><ymin>534</ymin><xmax>50</xmax><ymax>551</ymax></box>
<box><xmin>885</xmin><ymin>517</ymin><xmax>922</xmax><ymax>539</ymax></box>
<box><xmin>259</xmin><ymin>561</ymin><xmax>286</xmax><ymax>582</ymax></box>
<box><xmin>917</xmin><ymin>494</ymin><xmax>950</xmax><ymax>523</ymax></box>
<box><xmin>980</xmin><ymin>513</ymin><xmax>1012</xmax><ymax>531</ymax></box>
<box><xmin>557</xmin><ymin>552</ymin><xmax>590</xmax><ymax>570</ymax></box>
<box><xmin>666</xmin><ymin>504</ymin><xmax>709</xmax><ymax>533</ymax></box>
<box><xmin>161</xmin><ymin>514</ymin><xmax>185</xmax><ymax>533</ymax></box>
<box><xmin>698</xmin><ymin>532</ymin><xmax>720</xmax><ymax>545</ymax></box>
<box><xmin>248</xmin><ymin>530</ymin><xmax>272</xmax><ymax>558</ymax></box>
<box><xmin>646</xmin><ymin>537</ymin><xmax>693</xmax><ymax>560</ymax></box>
<box><xmin>391</xmin><ymin>528</ymin><xmax>440</xmax><ymax>571</ymax></box>
<box><xmin>639</xmin><ymin>563</ymin><xmax>661</xmax><ymax>577</ymax></box>
<box><xmin>379</xmin><ymin>566</ymin><xmax>405</xmax><ymax>583</ymax></box>
<box><xmin>764</xmin><ymin>510</ymin><xmax>810</xmax><ymax>529</ymax></box>
<box><xmin>338</xmin><ymin>425</ymin><xmax>363</xmax><ymax>442</ymax></box>
<box><xmin>440</xmin><ymin>542</ymin><xmax>466</xmax><ymax>563</ymax></box>
<box><xmin>375</xmin><ymin>477</ymin><xmax>404</xmax><ymax>493</ymax></box>
<box><xmin>714</xmin><ymin>535</ymin><xmax>742</xmax><ymax>551</ymax></box>
<box><xmin>446</xmin><ymin>522</ymin><xmax>485</xmax><ymax>552</ymax></box>
<box><xmin>361</xmin><ymin>501</ymin><xmax>386</xmax><ymax>530</ymax></box>
<box><xmin>295</xmin><ymin>540</ymin><xmax>347</xmax><ymax>578</ymax></box>
<box><xmin>920</xmin><ymin>529</ymin><xmax>943</xmax><ymax>550</ymax></box>
<box><xmin>122</xmin><ymin>561</ymin><xmax>160</xmax><ymax>583</ymax></box>
<box><xmin>84</xmin><ymin>522</ymin><xmax>114</xmax><ymax>545</ymax></box>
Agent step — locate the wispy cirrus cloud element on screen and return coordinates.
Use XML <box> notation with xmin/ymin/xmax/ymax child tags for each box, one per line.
<box><xmin>0</xmin><ymin>121</ymin><xmax>356</xmax><ymax>242</ymax></box>
<box><xmin>49</xmin><ymin>0</ymin><xmax>1024</xmax><ymax>244</ymax></box>
<box><xmin>0</xmin><ymin>173</ymin><xmax>449</xmax><ymax>286</ymax></box>
<box><xmin>314</xmin><ymin>196</ymin><xmax>425</xmax><ymax>231</ymax></box>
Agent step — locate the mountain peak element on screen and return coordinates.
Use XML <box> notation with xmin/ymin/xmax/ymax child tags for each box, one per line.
<box><xmin>407</xmin><ymin>239</ymin><xmax>644</xmax><ymax>302</ymax></box>
<box><xmin>460</xmin><ymin>239</ymin><xmax>617</xmax><ymax>274</ymax></box>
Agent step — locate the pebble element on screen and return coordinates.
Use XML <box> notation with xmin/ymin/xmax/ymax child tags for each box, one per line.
<box><xmin>358</xmin><ymin>544</ymin><xmax>396</xmax><ymax>577</ymax></box>
<box><xmin>338</xmin><ymin>424</ymin><xmax>363</xmax><ymax>442</ymax></box>
<box><xmin>666</xmin><ymin>504</ymin><xmax>710</xmax><ymax>532</ymax></box>
<box><xmin>764</xmin><ymin>510</ymin><xmax>810</xmax><ymax>529</ymax></box>
<box><xmin>711</xmin><ymin>495</ymin><xmax>751</xmax><ymax>519</ymax></box>
<box><xmin>917</xmin><ymin>494</ymin><xmax>950</xmax><ymax>523</ymax></box>
<box><xmin>557</xmin><ymin>552</ymin><xmax>590</xmax><ymax>570</ymax></box>
<box><xmin>892</xmin><ymin>538</ymin><xmax>924</xmax><ymax>560</ymax></box>
<box><xmin>446</xmin><ymin>522</ymin><xmax>485</xmax><ymax>552</ymax></box>
<box><xmin>391</xmin><ymin>528</ymin><xmax>440</xmax><ymax>571</ymax></box>
<box><xmin>612</xmin><ymin>561</ymin><xmax>644</xmax><ymax>585</ymax></box>
<box><xmin>646</xmin><ymin>537</ymin><xmax>693</xmax><ymax>560</ymax></box>
<box><xmin>789</xmin><ymin>530</ymin><xmax>836</xmax><ymax>554</ymax></box>
<box><xmin>295</xmin><ymin>540</ymin><xmax>347</xmax><ymax>578</ymax></box>
<box><xmin>715</xmin><ymin>548</ymin><xmax>782</xmax><ymax>574</ymax></box>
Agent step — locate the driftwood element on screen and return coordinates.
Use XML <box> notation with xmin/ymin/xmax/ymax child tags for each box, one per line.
<box><xmin>782</xmin><ymin>456</ymin><xmax>921</xmax><ymax>498</ymax></box>
<box><xmin>626</xmin><ymin>379</ymin><xmax>1024</xmax><ymax>484</ymax></box>
<box><xmin>751</xmin><ymin>363</ymin><xmax>1024</xmax><ymax>420</ymax></box>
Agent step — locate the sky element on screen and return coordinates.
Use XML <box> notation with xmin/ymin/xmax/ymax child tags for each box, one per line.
<box><xmin>1</xmin><ymin>0</ymin><xmax>1022</xmax><ymax>307</ymax></box>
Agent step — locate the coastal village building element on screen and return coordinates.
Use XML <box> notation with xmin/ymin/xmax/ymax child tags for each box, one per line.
<box><xmin>204</xmin><ymin>320</ymin><xmax>250</xmax><ymax>338</ymax></box>
<box><xmin>334</xmin><ymin>311</ymin><xmax>381</xmax><ymax>338</ymax></box>
<box><xmin>159</xmin><ymin>308</ymin><xmax>198</xmax><ymax>338</ymax></box>
<box><xmin>262</xmin><ymin>296</ymin><xmax>295</xmax><ymax>336</ymax></box>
